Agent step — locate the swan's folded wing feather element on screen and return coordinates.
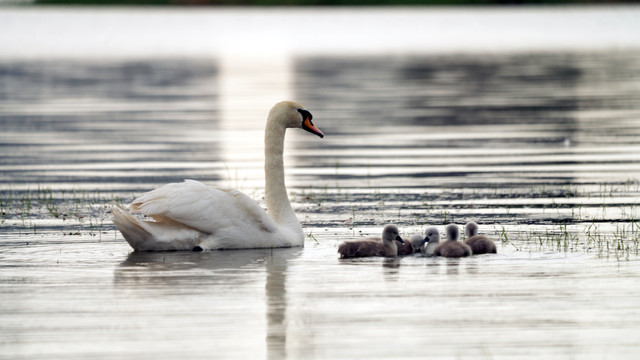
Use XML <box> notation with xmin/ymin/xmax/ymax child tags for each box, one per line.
<box><xmin>130</xmin><ymin>179</ymin><xmax>278</xmax><ymax>235</ymax></box>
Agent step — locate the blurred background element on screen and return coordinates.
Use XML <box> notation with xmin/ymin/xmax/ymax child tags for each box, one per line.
<box><xmin>2</xmin><ymin>2</ymin><xmax>640</xmax><ymax>360</ymax></box>
<box><xmin>2</xmin><ymin>0</ymin><xmax>640</xmax><ymax>5</ymax></box>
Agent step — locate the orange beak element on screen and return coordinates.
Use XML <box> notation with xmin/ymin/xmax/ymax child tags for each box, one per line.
<box><xmin>302</xmin><ymin>117</ymin><xmax>324</xmax><ymax>138</ymax></box>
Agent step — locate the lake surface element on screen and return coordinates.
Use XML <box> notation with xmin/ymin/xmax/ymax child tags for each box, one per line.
<box><xmin>2</xmin><ymin>7</ymin><xmax>640</xmax><ymax>360</ymax></box>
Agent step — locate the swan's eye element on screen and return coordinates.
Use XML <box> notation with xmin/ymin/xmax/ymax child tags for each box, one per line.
<box><xmin>297</xmin><ymin>108</ymin><xmax>312</xmax><ymax>121</ymax></box>
<box><xmin>299</xmin><ymin>108</ymin><xmax>324</xmax><ymax>138</ymax></box>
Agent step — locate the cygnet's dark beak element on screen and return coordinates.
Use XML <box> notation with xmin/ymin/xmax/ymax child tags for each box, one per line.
<box><xmin>421</xmin><ymin>236</ymin><xmax>429</xmax><ymax>245</ymax></box>
<box><xmin>299</xmin><ymin>109</ymin><xmax>324</xmax><ymax>138</ymax></box>
<box><xmin>395</xmin><ymin>235</ymin><xmax>404</xmax><ymax>244</ymax></box>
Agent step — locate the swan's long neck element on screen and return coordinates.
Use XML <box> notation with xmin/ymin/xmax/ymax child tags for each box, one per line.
<box><xmin>264</xmin><ymin>119</ymin><xmax>301</xmax><ymax>232</ymax></box>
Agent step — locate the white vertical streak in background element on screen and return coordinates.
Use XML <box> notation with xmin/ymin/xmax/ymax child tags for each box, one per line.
<box><xmin>218</xmin><ymin>54</ymin><xmax>294</xmax><ymax>359</ymax></box>
<box><xmin>218</xmin><ymin>54</ymin><xmax>293</xmax><ymax>189</ymax></box>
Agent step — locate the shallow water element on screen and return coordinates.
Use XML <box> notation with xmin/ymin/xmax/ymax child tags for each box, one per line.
<box><xmin>3</xmin><ymin>7</ymin><xmax>640</xmax><ymax>360</ymax></box>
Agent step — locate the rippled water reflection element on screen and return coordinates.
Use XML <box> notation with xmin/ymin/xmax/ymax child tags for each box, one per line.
<box><xmin>2</xmin><ymin>48</ymin><xmax>640</xmax><ymax>358</ymax></box>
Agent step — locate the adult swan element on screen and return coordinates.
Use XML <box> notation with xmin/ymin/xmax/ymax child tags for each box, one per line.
<box><xmin>113</xmin><ymin>101</ymin><xmax>324</xmax><ymax>251</ymax></box>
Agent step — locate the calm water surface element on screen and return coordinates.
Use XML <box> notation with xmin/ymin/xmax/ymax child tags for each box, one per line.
<box><xmin>2</xmin><ymin>8</ymin><xmax>640</xmax><ymax>360</ymax></box>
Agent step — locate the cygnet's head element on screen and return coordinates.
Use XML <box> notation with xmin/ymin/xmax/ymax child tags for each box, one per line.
<box><xmin>382</xmin><ymin>224</ymin><xmax>404</xmax><ymax>244</ymax></box>
<box><xmin>423</xmin><ymin>227</ymin><xmax>441</xmax><ymax>244</ymax></box>
<box><xmin>445</xmin><ymin>224</ymin><xmax>460</xmax><ymax>241</ymax></box>
<box><xmin>269</xmin><ymin>101</ymin><xmax>324</xmax><ymax>138</ymax></box>
<box><xmin>465</xmin><ymin>221</ymin><xmax>479</xmax><ymax>237</ymax></box>
<box><xmin>409</xmin><ymin>234</ymin><xmax>425</xmax><ymax>251</ymax></box>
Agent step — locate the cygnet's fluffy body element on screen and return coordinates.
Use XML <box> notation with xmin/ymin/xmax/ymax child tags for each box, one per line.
<box><xmin>422</xmin><ymin>227</ymin><xmax>441</xmax><ymax>257</ymax></box>
<box><xmin>338</xmin><ymin>224</ymin><xmax>404</xmax><ymax>258</ymax></box>
<box><xmin>464</xmin><ymin>222</ymin><xmax>497</xmax><ymax>255</ymax></box>
<box><xmin>433</xmin><ymin>224</ymin><xmax>472</xmax><ymax>258</ymax></box>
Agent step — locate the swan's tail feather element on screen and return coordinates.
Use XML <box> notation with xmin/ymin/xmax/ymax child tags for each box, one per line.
<box><xmin>112</xmin><ymin>202</ymin><xmax>151</xmax><ymax>251</ymax></box>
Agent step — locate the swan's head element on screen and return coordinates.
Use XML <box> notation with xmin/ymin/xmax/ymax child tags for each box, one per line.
<box><xmin>423</xmin><ymin>227</ymin><xmax>440</xmax><ymax>244</ymax></box>
<box><xmin>465</xmin><ymin>221</ymin><xmax>479</xmax><ymax>237</ymax></box>
<box><xmin>445</xmin><ymin>224</ymin><xmax>460</xmax><ymax>242</ymax></box>
<box><xmin>382</xmin><ymin>224</ymin><xmax>403</xmax><ymax>244</ymax></box>
<box><xmin>269</xmin><ymin>100</ymin><xmax>324</xmax><ymax>138</ymax></box>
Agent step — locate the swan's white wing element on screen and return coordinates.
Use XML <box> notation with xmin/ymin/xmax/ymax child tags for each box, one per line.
<box><xmin>130</xmin><ymin>179</ymin><xmax>278</xmax><ymax>235</ymax></box>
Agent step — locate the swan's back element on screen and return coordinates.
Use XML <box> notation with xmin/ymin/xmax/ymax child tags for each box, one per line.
<box><xmin>114</xmin><ymin>180</ymin><xmax>301</xmax><ymax>251</ymax></box>
<box><xmin>112</xmin><ymin>202</ymin><xmax>203</xmax><ymax>251</ymax></box>
<box><xmin>131</xmin><ymin>180</ymin><xmax>276</xmax><ymax>234</ymax></box>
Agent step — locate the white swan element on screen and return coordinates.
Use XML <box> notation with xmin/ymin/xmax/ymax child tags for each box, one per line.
<box><xmin>113</xmin><ymin>101</ymin><xmax>324</xmax><ymax>251</ymax></box>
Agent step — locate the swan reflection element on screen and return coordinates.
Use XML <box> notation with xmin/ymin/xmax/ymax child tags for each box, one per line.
<box><xmin>114</xmin><ymin>247</ymin><xmax>301</xmax><ymax>359</ymax></box>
